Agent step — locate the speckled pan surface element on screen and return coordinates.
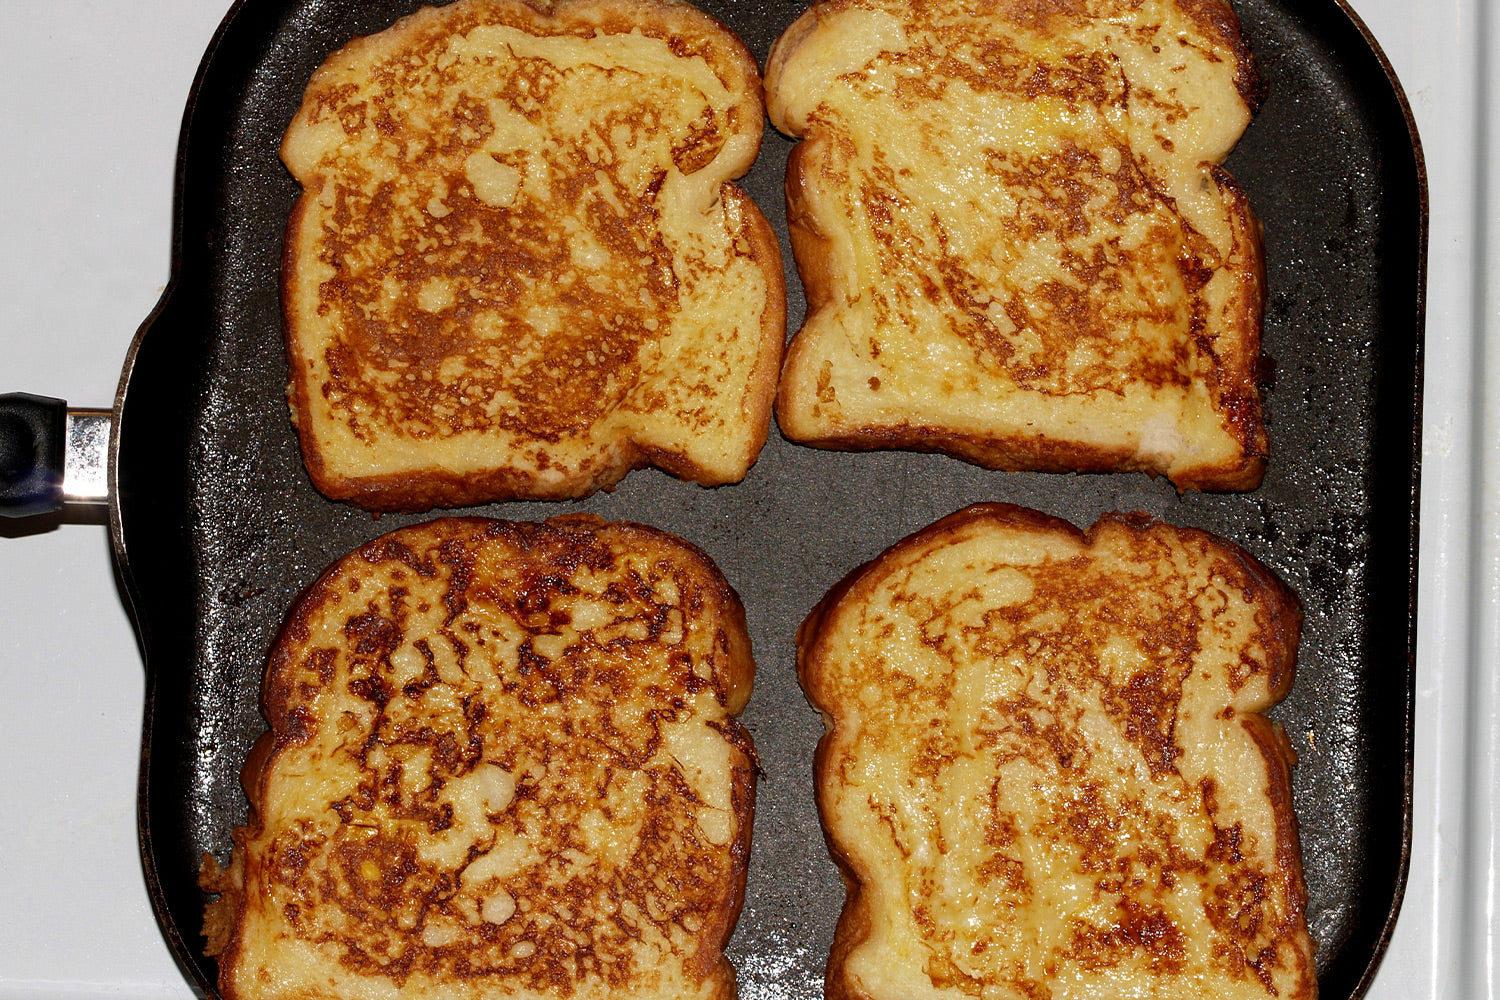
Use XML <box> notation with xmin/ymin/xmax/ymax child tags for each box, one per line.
<box><xmin>110</xmin><ymin>0</ymin><xmax>1424</xmax><ymax>997</ymax></box>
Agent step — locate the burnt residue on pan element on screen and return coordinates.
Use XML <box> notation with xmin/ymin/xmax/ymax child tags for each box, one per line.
<box><xmin>110</xmin><ymin>0</ymin><xmax>1423</xmax><ymax>997</ymax></box>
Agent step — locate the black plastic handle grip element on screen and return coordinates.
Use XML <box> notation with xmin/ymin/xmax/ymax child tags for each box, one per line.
<box><xmin>0</xmin><ymin>393</ymin><xmax>66</xmax><ymax>518</ymax></box>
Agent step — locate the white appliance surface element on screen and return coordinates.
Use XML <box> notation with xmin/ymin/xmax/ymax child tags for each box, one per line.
<box><xmin>0</xmin><ymin>1</ymin><xmax>1492</xmax><ymax>997</ymax></box>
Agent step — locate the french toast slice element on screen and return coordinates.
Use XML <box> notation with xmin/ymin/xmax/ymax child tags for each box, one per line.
<box><xmin>281</xmin><ymin>0</ymin><xmax>785</xmax><ymax>511</ymax></box>
<box><xmin>797</xmin><ymin>503</ymin><xmax>1314</xmax><ymax>999</ymax></box>
<box><xmin>201</xmin><ymin>516</ymin><xmax>757</xmax><ymax>1000</ymax></box>
<box><xmin>766</xmin><ymin>0</ymin><xmax>1269</xmax><ymax>491</ymax></box>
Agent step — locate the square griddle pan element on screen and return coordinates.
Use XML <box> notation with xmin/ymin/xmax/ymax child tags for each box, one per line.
<box><xmin>73</xmin><ymin>0</ymin><xmax>1426</xmax><ymax>995</ymax></box>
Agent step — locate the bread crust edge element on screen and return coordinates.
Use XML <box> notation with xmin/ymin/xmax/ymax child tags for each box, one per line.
<box><xmin>207</xmin><ymin>515</ymin><xmax>759</xmax><ymax>1000</ymax></box>
<box><xmin>767</xmin><ymin>0</ymin><xmax>1272</xmax><ymax>493</ymax></box>
<box><xmin>278</xmin><ymin>0</ymin><xmax>785</xmax><ymax>512</ymax></box>
<box><xmin>795</xmin><ymin>503</ymin><xmax>1313</xmax><ymax>1000</ymax></box>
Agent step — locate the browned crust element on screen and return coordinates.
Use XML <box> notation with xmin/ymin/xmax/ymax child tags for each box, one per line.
<box><xmin>795</xmin><ymin>506</ymin><xmax>1082</xmax><ymax>1000</ymax></box>
<box><xmin>796</xmin><ymin>504</ymin><xmax>1080</xmax><ymax>678</ymax></box>
<box><xmin>280</xmin><ymin>189</ymin><xmax>324</xmax><ymax>491</ymax></box>
<box><xmin>281</xmin><ymin>0</ymin><xmax>783</xmax><ymax>513</ymax></box>
<box><xmin>778</xmin><ymin>165</ymin><xmax>1268</xmax><ymax>493</ymax></box>
<box><xmin>766</xmin><ymin>0</ymin><xmax>1265</xmax><ymax>132</ymax></box>
<box><xmin>1174</xmin><ymin>0</ymin><xmax>1268</xmax><ymax>110</ymax></box>
<box><xmin>210</xmin><ymin>515</ymin><xmax>756</xmax><ymax>1000</ymax></box>
<box><xmin>283</xmin><ymin>0</ymin><xmax>767</xmax><ymax>156</ymax></box>
<box><xmin>768</xmin><ymin>0</ymin><xmax>1271</xmax><ymax>494</ymax></box>
<box><xmin>796</xmin><ymin>503</ymin><xmax>1311</xmax><ymax>1000</ymax></box>
<box><xmin>818</xmin><ymin>824</ymin><xmax>877</xmax><ymax>1000</ymax></box>
<box><xmin>197</xmin><ymin>849</ymin><xmax>242</xmax><ymax>959</ymax></box>
<box><xmin>780</xmin><ymin>137</ymin><xmax>837</xmax><ymax>315</ymax></box>
<box><xmin>675</xmin><ymin>182</ymin><xmax>788</xmax><ymax>488</ymax></box>
<box><xmin>1239</xmin><ymin>712</ymin><xmax>1317</xmax><ymax>996</ymax></box>
<box><xmin>202</xmin><ymin>827</ymin><xmax>252</xmax><ymax>996</ymax></box>
<box><xmin>772</xmin><ymin>405</ymin><xmax>1266</xmax><ymax>491</ymax></box>
<box><xmin>288</xmin><ymin>182</ymin><xmax>786</xmax><ymax>513</ymax></box>
<box><xmin>690</xmin><ymin>732</ymin><xmax>758</xmax><ymax>987</ymax></box>
<box><xmin>1175</xmin><ymin>167</ymin><xmax>1271</xmax><ymax>492</ymax></box>
<box><xmin>1100</xmin><ymin>508</ymin><xmax>1303</xmax><ymax>704</ymax></box>
<box><xmin>801</xmin><ymin>498</ymin><xmax>1302</xmax><ymax>709</ymax></box>
<box><xmin>256</xmin><ymin>514</ymin><xmax>755</xmax><ymax>742</ymax></box>
<box><xmin>773</xmin><ymin>413</ymin><xmax>1162</xmax><ymax>480</ymax></box>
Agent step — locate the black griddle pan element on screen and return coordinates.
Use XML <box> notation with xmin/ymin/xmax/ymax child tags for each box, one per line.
<box><xmin>21</xmin><ymin>0</ymin><xmax>1427</xmax><ymax>995</ymax></box>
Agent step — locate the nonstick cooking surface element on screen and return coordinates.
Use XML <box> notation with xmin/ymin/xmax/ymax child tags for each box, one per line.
<box><xmin>111</xmin><ymin>1</ymin><xmax>1424</xmax><ymax>996</ymax></box>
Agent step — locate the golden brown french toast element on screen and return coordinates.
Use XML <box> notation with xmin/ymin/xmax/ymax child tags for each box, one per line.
<box><xmin>201</xmin><ymin>515</ymin><xmax>757</xmax><ymax>1000</ymax></box>
<box><xmin>281</xmin><ymin>0</ymin><xmax>785</xmax><ymax>511</ymax></box>
<box><xmin>798</xmin><ymin>503</ymin><xmax>1314</xmax><ymax>999</ymax></box>
<box><xmin>767</xmin><ymin>0</ymin><xmax>1269</xmax><ymax>491</ymax></box>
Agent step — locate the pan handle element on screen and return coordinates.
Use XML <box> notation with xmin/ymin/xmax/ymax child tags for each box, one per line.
<box><xmin>0</xmin><ymin>393</ymin><xmax>111</xmax><ymax>518</ymax></box>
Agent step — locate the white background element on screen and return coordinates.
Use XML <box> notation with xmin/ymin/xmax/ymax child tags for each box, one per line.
<box><xmin>0</xmin><ymin>0</ymin><xmax>1493</xmax><ymax>997</ymax></box>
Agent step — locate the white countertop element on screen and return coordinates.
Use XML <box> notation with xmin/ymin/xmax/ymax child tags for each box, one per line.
<box><xmin>0</xmin><ymin>1</ymin><xmax>1493</xmax><ymax>996</ymax></box>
